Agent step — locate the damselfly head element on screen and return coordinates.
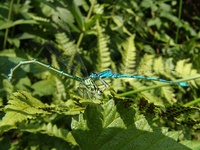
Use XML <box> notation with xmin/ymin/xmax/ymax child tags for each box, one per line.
<box><xmin>90</xmin><ymin>72</ymin><xmax>98</xmax><ymax>78</ymax></box>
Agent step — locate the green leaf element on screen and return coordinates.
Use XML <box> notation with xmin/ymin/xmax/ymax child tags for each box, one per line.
<box><xmin>0</xmin><ymin>91</ymin><xmax>48</xmax><ymax>133</ymax></box>
<box><xmin>71</xmin><ymin>100</ymin><xmax>191</xmax><ymax>149</ymax></box>
<box><xmin>0</xmin><ymin>20</ymin><xmax>38</xmax><ymax>30</ymax></box>
<box><xmin>147</xmin><ymin>18</ymin><xmax>162</xmax><ymax>29</ymax></box>
<box><xmin>154</xmin><ymin>31</ymin><xmax>175</xmax><ymax>46</ymax></box>
<box><xmin>32</xmin><ymin>79</ymin><xmax>56</xmax><ymax>96</ymax></box>
<box><xmin>67</xmin><ymin>1</ymin><xmax>85</xmax><ymax>30</ymax></box>
<box><xmin>180</xmin><ymin>140</ymin><xmax>200</xmax><ymax>150</ymax></box>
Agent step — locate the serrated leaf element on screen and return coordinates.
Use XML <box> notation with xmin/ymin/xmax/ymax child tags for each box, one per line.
<box><xmin>160</xmin><ymin>86</ymin><xmax>174</xmax><ymax>103</ymax></box>
<box><xmin>96</xmin><ymin>20</ymin><xmax>111</xmax><ymax>72</ymax></box>
<box><xmin>180</xmin><ymin>140</ymin><xmax>200</xmax><ymax>150</ymax></box>
<box><xmin>121</xmin><ymin>34</ymin><xmax>136</xmax><ymax>74</ymax></box>
<box><xmin>0</xmin><ymin>91</ymin><xmax>48</xmax><ymax>133</ymax></box>
<box><xmin>71</xmin><ymin>100</ymin><xmax>190</xmax><ymax>149</ymax></box>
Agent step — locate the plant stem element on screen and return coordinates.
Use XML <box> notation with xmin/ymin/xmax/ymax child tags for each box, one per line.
<box><xmin>3</xmin><ymin>0</ymin><xmax>14</xmax><ymax>49</ymax></box>
<box><xmin>76</xmin><ymin>0</ymin><xmax>96</xmax><ymax>48</ymax></box>
<box><xmin>184</xmin><ymin>97</ymin><xmax>200</xmax><ymax>107</ymax></box>
<box><xmin>175</xmin><ymin>0</ymin><xmax>183</xmax><ymax>43</ymax></box>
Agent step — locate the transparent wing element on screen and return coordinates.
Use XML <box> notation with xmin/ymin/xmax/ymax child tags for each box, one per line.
<box><xmin>44</xmin><ymin>18</ymin><xmax>88</xmax><ymax>78</ymax></box>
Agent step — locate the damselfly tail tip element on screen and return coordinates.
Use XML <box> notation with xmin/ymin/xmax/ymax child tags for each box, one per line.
<box><xmin>179</xmin><ymin>82</ymin><xmax>189</xmax><ymax>87</ymax></box>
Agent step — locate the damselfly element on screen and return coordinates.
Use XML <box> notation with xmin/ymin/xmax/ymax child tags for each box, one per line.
<box><xmin>8</xmin><ymin>58</ymin><xmax>189</xmax><ymax>99</ymax></box>
<box><xmin>8</xmin><ymin>22</ymin><xmax>188</xmax><ymax>99</ymax></box>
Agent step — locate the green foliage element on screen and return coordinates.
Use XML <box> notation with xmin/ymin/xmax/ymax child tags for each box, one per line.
<box><xmin>1</xmin><ymin>0</ymin><xmax>200</xmax><ymax>149</ymax></box>
<box><xmin>96</xmin><ymin>20</ymin><xmax>111</xmax><ymax>72</ymax></box>
<box><xmin>1</xmin><ymin>91</ymin><xmax>200</xmax><ymax>149</ymax></box>
<box><xmin>0</xmin><ymin>91</ymin><xmax>49</xmax><ymax>133</ymax></box>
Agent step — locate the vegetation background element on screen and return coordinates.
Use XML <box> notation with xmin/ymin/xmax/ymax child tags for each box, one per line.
<box><xmin>0</xmin><ymin>0</ymin><xmax>200</xmax><ymax>149</ymax></box>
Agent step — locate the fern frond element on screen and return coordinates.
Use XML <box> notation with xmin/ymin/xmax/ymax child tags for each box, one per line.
<box><xmin>122</xmin><ymin>79</ymin><xmax>177</xmax><ymax>106</ymax></box>
<box><xmin>136</xmin><ymin>54</ymin><xmax>155</xmax><ymax>74</ymax></box>
<box><xmin>160</xmin><ymin>104</ymin><xmax>200</xmax><ymax>122</ymax></box>
<box><xmin>55</xmin><ymin>32</ymin><xmax>76</xmax><ymax>56</ymax></box>
<box><xmin>0</xmin><ymin>91</ymin><xmax>49</xmax><ymax>134</ymax></box>
<box><xmin>111</xmin><ymin>34</ymin><xmax>137</xmax><ymax>91</ymax></box>
<box><xmin>140</xmin><ymin>89</ymin><xmax>166</xmax><ymax>106</ymax></box>
<box><xmin>153</xmin><ymin>57</ymin><xmax>172</xmax><ymax>75</ymax></box>
<box><xmin>19</xmin><ymin>122</ymin><xmax>78</xmax><ymax>146</ymax></box>
<box><xmin>50</xmin><ymin>54</ymin><xmax>68</xmax><ymax>101</ymax></box>
<box><xmin>160</xmin><ymin>86</ymin><xmax>175</xmax><ymax>103</ymax></box>
<box><xmin>54</xmin><ymin>32</ymin><xmax>84</xmax><ymax>77</ymax></box>
<box><xmin>31</xmin><ymin>15</ymin><xmax>50</xmax><ymax>23</ymax></box>
<box><xmin>175</xmin><ymin>59</ymin><xmax>200</xmax><ymax>87</ymax></box>
<box><xmin>121</xmin><ymin>34</ymin><xmax>137</xmax><ymax>74</ymax></box>
<box><xmin>53</xmin><ymin>77</ymin><xmax>68</xmax><ymax>101</ymax></box>
<box><xmin>96</xmin><ymin>20</ymin><xmax>111</xmax><ymax>72</ymax></box>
